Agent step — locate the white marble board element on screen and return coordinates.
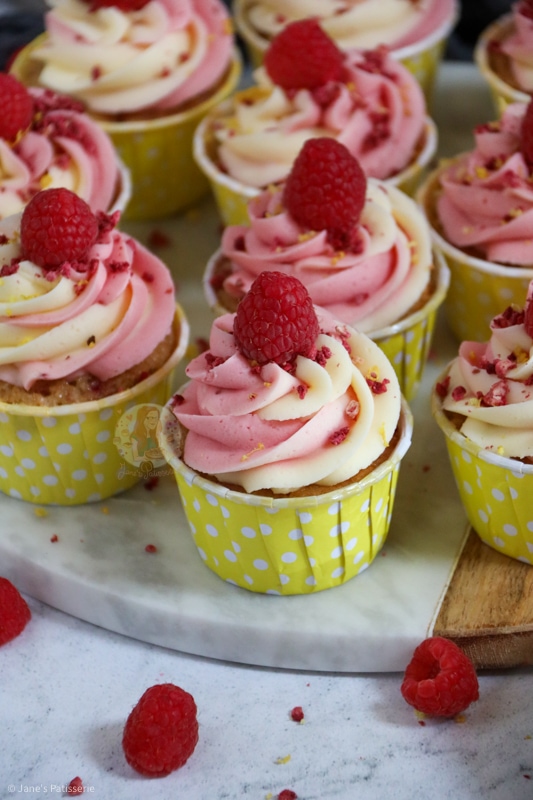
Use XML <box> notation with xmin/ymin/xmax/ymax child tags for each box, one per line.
<box><xmin>0</xmin><ymin>64</ymin><xmax>495</xmax><ymax>672</ymax></box>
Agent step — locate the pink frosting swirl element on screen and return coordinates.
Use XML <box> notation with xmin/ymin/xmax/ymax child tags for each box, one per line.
<box><xmin>436</xmin><ymin>103</ymin><xmax>533</xmax><ymax>265</ymax></box>
<box><xmin>215</xmin><ymin>47</ymin><xmax>427</xmax><ymax>187</ymax></box>
<box><xmin>438</xmin><ymin>281</ymin><xmax>533</xmax><ymax>457</ymax></box>
<box><xmin>501</xmin><ymin>3</ymin><xmax>533</xmax><ymax>93</ymax></box>
<box><xmin>34</xmin><ymin>0</ymin><xmax>234</xmax><ymax>115</ymax></box>
<box><xmin>216</xmin><ymin>179</ymin><xmax>432</xmax><ymax>332</ymax></box>
<box><xmin>172</xmin><ymin>308</ymin><xmax>402</xmax><ymax>493</ymax></box>
<box><xmin>0</xmin><ymin>211</ymin><xmax>175</xmax><ymax>390</ymax></box>
<box><xmin>0</xmin><ymin>88</ymin><xmax>121</xmax><ymax>219</ymax></box>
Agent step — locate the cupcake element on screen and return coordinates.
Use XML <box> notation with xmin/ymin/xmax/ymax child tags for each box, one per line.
<box><xmin>0</xmin><ymin>187</ymin><xmax>189</xmax><ymax>506</ymax></box>
<box><xmin>233</xmin><ymin>0</ymin><xmax>459</xmax><ymax>101</ymax></box>
<box><xmin>474</xmin><ymin>2</ymin><xmax>533</xmax><ymax>112</ymax></box>
<box><xmin>204</xmin><ymin>137</ymin><xmax>449</xmax><ymax>401</ymax></box>
<box><xmin>417</xmin><ymin>99</ymin><xmax>533</xmax><ymax>343</ymax></box>
<box><xmin>194</xmin><ymin>21</ymin><xmax>437</xmax><ymax>226</ymax></box>
<box><xmin>158</xmin><ymin>271</ymin><xmax>413</xmax><ymax>595</ymax></box>
<box><xmin>432</xmin><ymin>280</ymin><xmax>533</xmax><ymax>564</ymax></box>
<box><xmin>0</xmin><ymin>73</ymin><xmax>130</xmax><ymax>218</ymax></box>
<box><xmin>10</xmin><ymin>0</ymin><xmax>241</xmax><ymax>220</ymax></box>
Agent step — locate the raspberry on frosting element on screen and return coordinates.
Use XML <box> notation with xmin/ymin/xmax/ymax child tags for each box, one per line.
<box><xmin>20</xmin><ymin>188</ymin><xmax>99</xmax><ymax>270</ymax></box>
<box><xmin>233</xmin><ymin>271</ymin><xmax>319</xmax><ymax>366</ymax></box>
<box><xmin>283</xmin><ymin>138</ymin><xmax>367</xmax><ymax>252</ymax></box>
<box><xmin>0</xmin><ymin>73</ymin><xmax>34</xmax><ymax>142</ymax></box>
<box><xmin>521</xmin><ymin>98</ymin><xmax>533</xmax><ymax>171</ymax></box>
<box><xmin>83</xmin><ymin>0</ymin><xmax>151</xmax><ymax>9</ymax></box>
<box><xmin>264</xmin><ymin>19</ymin><xmax>346</xmax><ymax>91</ymax></box>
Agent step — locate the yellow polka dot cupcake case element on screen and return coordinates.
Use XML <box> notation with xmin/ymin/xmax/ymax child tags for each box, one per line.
<box><xmin>158</xmin><ymin>400</ymin><xmax>412</xmax><ymax>596</ymax></box>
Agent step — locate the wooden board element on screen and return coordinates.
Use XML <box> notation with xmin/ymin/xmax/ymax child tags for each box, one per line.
<box><xmin>434</xmin><ymin>529</ymin><xmax>533</xmax><ymax>669</ymax></box>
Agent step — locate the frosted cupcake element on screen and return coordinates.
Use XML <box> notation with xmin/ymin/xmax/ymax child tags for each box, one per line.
<box><xmin>432</xmin><ymin>280</ymin><xmax>533</xmax><ymax>563</ymax></box>
<box><xmin>158</xmin><ymin>271</ymin><xmax>413</xmax><ymax>595</ymax></box>
<box><xmin>0</xmin><ymin>73</ymin><xmax>129</xmax><ymax>218</ymax></box>
<box><xmin>10</xmin><ymin>0</ymin><xmax>241</xmax><ymax>219</ymax></box>
<box><xmin>474</xmin><ymin>2</ymin><xmax>533</xmax><ymax>112</ymax></box>
<box><xmin>0</xmin><ymin>187</ymin><xmax>189</xmax><ymax>505</ymax></box>
<box><xmin>205</xmin><ymin>138</ymin><xmax>449</xmax><ymax>401</ymax></box>
<box><xmin>233</xmin><ymin>0</ymin><xmax>459</xmax><ymax>101</ymax></box>
<box><xmin>417</xmin><ymin>99</ymin><xmax>533</xmax><ymax>342</ymax></box>
<box><xmin>194</xmin><ymin>21</ymin><xmax>437</xmax><ymax>225</ymax></box>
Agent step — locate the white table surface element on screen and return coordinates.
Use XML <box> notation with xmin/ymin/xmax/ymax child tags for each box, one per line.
<box><xmin>2</xmin><ymin>63</ymin><xmax>533</xmax><ymax>800</ymax></box>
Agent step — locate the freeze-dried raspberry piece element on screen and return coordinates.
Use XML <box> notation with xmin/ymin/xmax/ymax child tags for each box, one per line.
<box><xmin>122</xmin><ymin>683</ymin><xmax>199</xmax><ymax>777</ymax></box>
<box><xmin>401</xmin><ymin>637</ymin><xmax>479</xmax><ymax>718</ymax></box>
<box><xmin>283</xmin><ymin>138</ymin><xmax>367</xmax><ymax>252</ymax></box>
<box><xmin>233</xmin><ymin>271</ymin><xmax>319</xmax><ymax>366</ymax></box>
<box><xmin>264</xmin><ymin>19</ymin><xmax>345</xmax><ymax>91</ymax></box>
<box><xmin>0</xmin><ymin>577</ymin><xmax>31</xmax><ymax>646</ymax></box>
<box><xmin>83</xmin><ymin>0</ymin><xmax>150</xmax><ymax>10</ymax></box>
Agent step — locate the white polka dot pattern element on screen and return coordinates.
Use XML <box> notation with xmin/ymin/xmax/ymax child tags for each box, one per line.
<box><xmin>173</xmin><ymin>459</ymin><xmax>402</xmax><ymax>596</ymax></box>
<box><xmin>444</xmin><ymin>433</ymin><xmax>533</xmax><ymax>563</ymax></box>
<box><xmin>0</xmin><ymin>371</ymin><xmax>176</xmax><ymax>506</ymax></box>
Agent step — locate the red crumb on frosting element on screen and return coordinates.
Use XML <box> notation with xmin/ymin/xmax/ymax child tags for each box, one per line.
<box><xmin>451</xmin><ymin>385</ymin><xmax>467</xmax><ymax>401</ymax></box>
<box><xmin>329</xmin><ymin>426</ymin><xmax>350</xmax><ymax>445</ymax></box>
<box><xmin>366</xmin><ymin>376</ymin><xmax>390</xmax><ymax>394</ymax></box>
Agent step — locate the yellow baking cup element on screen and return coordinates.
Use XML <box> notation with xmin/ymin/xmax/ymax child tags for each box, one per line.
<box><xmin>158</xmin><ymin>400</ymin><xmax>413</xmax><ymax>595</ymax></box>
<box><xmin>203</xmin><ymin>249</ymin><xmax>449</xmax><ymax>402</ymax></box>
<box><xmin>10</xmin><ymin>38</ymin><xmax>242</xmax><ymax>221</ymax></box>
<box><xmin>194</xmin><ymin>108</ymin><xmax>437</xmax><ymax>227</ymax></box>
<box><xmin>0</xmin><ymin>306</ymin><xmax>189</xmax><ymax>506</ymax></box>
<box><xmin>417</xmin><ymin>168</ymin><xmax>533</xmax><ymax>343</ymax></box>
<box><xmin>193</xmin><ymin>108</ymin><xmax>258</xmax><ymax>227</ymax></box>
<box><xmin>233</xmin><ymin>0</ymin><xmax>458</xmax><ymax>103</ymax></box>
<box><xmin>474</xmin><ymin>16</ymin><xmax>530</xmax><ymax>115</ymax></box>
<box><xmin>432</xmin><ymin>381</ymin><xmax>533</xmax><ymax>564</ymax></box>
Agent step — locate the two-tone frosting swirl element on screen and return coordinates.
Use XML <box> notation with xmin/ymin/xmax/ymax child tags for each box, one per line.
<box><xmin>438</xmin><ymin>282</ymin><xmax>533</xmax><ymax>458</ymax></box>
<box><xmin>436</xmin><ymin>103</ymin><xmax>533</xmax><ymax>265</ymax></box>
<box><xmin>213</xmin><ymin>47</ymin><xmax>426</xmax><ymax>188</ymax></box>
<box><xmin>0</xmin><ymin>88</ymin><xmax>121</xmax><ymax>219</ymax></box>
<box><xmin>239</xmin><ymin>0</ymin><xmax>455</xmax><ymax>51</ymax></box>
<box><xmin>172</xmin><ymin>309</ymin><xmax>402</xmax><ymax>493</ymax></box>
<box><xmin>0</xmin><ymin>210</ymin><xmax>175</xmax><ymax>390</ymax></box>
<box><xmin>501</xmin><ymin>2</ymin><xmax>533</xmax><ymax>93</ymax></box>
<box><xmin>30</xmin><ymin>0</ymin><xmax>234</xmax><ymax>116</ymax></box>
<box><xmin>216</xmin><ymin>180</ymin><xmax>432</xmax><ymax>332</ymax></box>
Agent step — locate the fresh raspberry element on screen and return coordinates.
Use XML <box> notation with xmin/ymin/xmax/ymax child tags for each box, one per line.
<box><xmin>401</xmin><ymin>637</ymin><xmax>479</xmax><ymax>718</ymax></box>
<box><xmin>278</xmin><ymin>791</ymin><xmax>298</xmax><ymax>800</ymax></box>
<box><xmin>0</xmin><ymin>577</ymin><xmax>31</xmax><ymax>646</ymax></box>
<box><xmin>122</xmin><ymin>683</ymin><xmax>199</xmax><ymax>777</ymax></box>
<box><xmin>233</xmin><ymin>272</ymin><xmax>319</xmax><ymax>366</ymax></box>
<box><xmin>290</xmin><ymin>706</ymin><xmax>304</xmax><ymax>722</ymax></box>
<box><xmin>521</xmin><ymin>98</ymin><xmax>533</xmax><ymax>171</ymax></box>
<box><xmin>264</xmin><ymin>19</ymin><xmax>345</xmax><ymax>91</ymax></box>
<box><xmin>283</xmin><ymin>138</ymin><xmax>367</xmax><ymax>252</ymax></box>
<box><xmin>519</xmin><ymin>1</ymin><xmax>533</xmax><ymax>21</ymax></box>
<box><xmin>20</xmin><ymin>188</ymin><xmax>98</xmax><ymax>270</ymax></box>
<box><xmin>83</xmin><ymin>0</ymin><xmax>150</xmax><ymax>10</ymax></box>
<box><xmin>0</xmin><ymin>73</ymin><xmax>34</xmax><ymax>141</ymax></box>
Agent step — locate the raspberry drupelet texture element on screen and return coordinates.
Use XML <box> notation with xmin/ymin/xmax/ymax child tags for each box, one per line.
<box><xmin>0</xmin><ymin>577</ymin><xmax>31</xmax><ymax>646</ymax></box>
<box><xmin>84</xmin><ymin>0</ymin><xmax>150</xmax><ymax>10</ymax></box>
<box><xmin>233</xmin><ymin>271</ymin><xmax>319</xmax><ymax>366</ymax></box>
<box><xmin>264</xmin><ymin>19</ymin><xmax>346</xmax><ymax>91</ymax></box>
<box><xmin>0</xmin><ymin>73</ymin><xmax>34</xmax><ymax>142</ymax></box>
<box><xmin>122</xmin><ymin>683</ymin><xmax>199</xmax><ymax>777</ymax></box>
<box><xmin>401</xmin><ymin>637</ymin><xmax>479</xmax><ymax>718</ymax></box>
<box><xmin>521</xmin><ymin>98</ymin><xmax>533</xmax><ymax>171</ymax></box>
<box><xmin>283</xmin><ymin>138</ymin><xmax>367</xmax><ymax>252</ymax></box>
<box><xmin>20</xmin><ymin>188</ymin><xmax>99</xmax><ymax>269</ymax></box>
